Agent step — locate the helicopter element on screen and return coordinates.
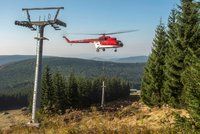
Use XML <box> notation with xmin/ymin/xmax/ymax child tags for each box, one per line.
<box><xmin>63</xmin><ymin>30</ymin><xmax>138</xmax><ymax>52</ymax></box>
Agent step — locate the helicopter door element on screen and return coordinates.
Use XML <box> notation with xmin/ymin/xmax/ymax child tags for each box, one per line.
<box><xmin>94</xmin><ymin>42</ymin><xmax>100</xmax><ymax>48</ymax></box>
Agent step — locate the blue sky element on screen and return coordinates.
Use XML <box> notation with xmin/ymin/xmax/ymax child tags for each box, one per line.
<box><xmin>0</xmin><ymin>0</ymin><xmax>180</xmax><ymax>58</ymax></box>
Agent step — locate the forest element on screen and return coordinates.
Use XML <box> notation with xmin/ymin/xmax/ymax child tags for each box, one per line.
<box><xmin>0</xmin><ymin>66</ymin><xmax>130</xmax><ymax>111</ymax></box>
<box><xmin>40</xmin><ymin>66</ymin><xmax>130</xmax><ymax>114</ymax></box>
<box><xmin>141</xmin><ymin>0</ymin><xmax>200</xmax><ymax>130</ymax></box>
<box><xmin>0</xmin><ymin>57</ymin><xmax>144</xmax><ymax>92</ymax></box>
<box><xmin>0</xmin><ymin>58</ymin><xmax>143</xmax><ymax>110</ymax></box>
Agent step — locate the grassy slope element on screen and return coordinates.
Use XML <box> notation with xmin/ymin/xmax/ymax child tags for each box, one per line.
<box><xmin>0</xmin><ymin>95</ymin><xmax>190</xmax><ymax>134</ymax></box>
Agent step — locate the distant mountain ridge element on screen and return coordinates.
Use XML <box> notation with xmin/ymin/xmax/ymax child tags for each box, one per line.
<box><xmin>91</xmin><ymin>56</ymin><xmax>148</xmax><ymax>63</ymax></box>
<box><xmin>111</xmin><ymin>56</ymin><xmax>148</xmax><ymax>63</ymax></box>
<box><xmin>91</xmin><ymin>57</ymin><xmax>107</xmax><ymax>62</ymax></box>
<box><xmin>0</xmin><ymin>55</ymin><xmax>35</xmax><ymax>65</ymax></box>
<box><xmin>0</xmin><ymin>55</ymin><xmax>148</xmax><ymax>66</ymax></box>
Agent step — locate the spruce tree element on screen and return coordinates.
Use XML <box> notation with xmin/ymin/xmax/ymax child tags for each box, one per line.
<box><xmin>90</xmin><ymin>78</ymin><xmax>102</xmax><ymax>103</ymax></box>
<box><xmin>163</xmin><ymin>9</ymin><xmax>182</xmax><ymax>106</ymax></box>
<box><xmin>53</xmin><ymin>72</ymin><xmax>66</xmax><ymax>114</ymax></box>
<box><xmin>181</xmin><ymin>49</ymin><xmax>200</xmax><ymax>128</ymax></box>
<box><xmin>164</xmin><ymin>0</ymin><xmax>199</xmax><ymax>107</ymax></box>
<box><xmin>41</xmin><ymin>66</ymin><xmax>54</xmax><ymax>112</ymax></box>
<box><xmin>67</xmin><ymin>73</ymin><xmax>79</xmax><ymax>108</ymax></box>
<box><xmin>77</xmin><ymin>78</ymin><xmax>91</xmax><ymax>107</ymax></box>
<box><xmin>178</xmin><ymin>0</ymin><xmax>200</xmax><ymax>57</ymax></box>
<box><xmin>141</xmin><ymin>20</ymin><xmax>168</xmax><ymax>107</ymax></box>
<box><xmin>180</xmin><ymin>0</ymin><xmax>200</xmax><ymax>128</ymax></box>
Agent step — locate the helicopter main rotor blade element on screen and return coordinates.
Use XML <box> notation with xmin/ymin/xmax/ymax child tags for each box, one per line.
<box><xmin>102</xmin><ymin>30</ymin><xmax>139</xmax><ymax>35</ymax></box>
<box><xmin>65</xmin><ymin>32</ymin><xmax>98</xmax><ymax>35</ymax></box>
<box><xmin>66</xmin><ymin>29</ymin><xmax>139</xmax><ymax>36</ymax></box>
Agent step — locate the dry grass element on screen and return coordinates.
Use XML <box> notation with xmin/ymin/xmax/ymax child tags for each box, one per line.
<box><xmin>0</xmin><ymin>109</ymin><xmax>30</xmax><ymax>132</ymax></box>
<box><xmin>0</xmin><ymin>96</ymin><xmax>190</xmax><ymax>134</ymax></box>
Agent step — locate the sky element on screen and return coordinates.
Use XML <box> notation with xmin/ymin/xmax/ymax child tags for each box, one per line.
<box><xmin>0</xmin><ymin>0</ymin><xmax>180</xmax><ymax>59</ymax></box>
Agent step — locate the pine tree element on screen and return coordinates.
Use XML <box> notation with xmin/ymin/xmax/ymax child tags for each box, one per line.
<box><xmin>180</xmin><ymin>0</ymin><xmax>200</xmax><ymax>128</ymax></box>
<box><xmin>77</xmin><ymin>78</ymin><xmax>91</xmax><ymax>107</ymax></box>
<box><xmin>120</xmin><ymin>81</ymin><xmax>130</xmax><ymax>98</ymax></box>
<box><xmin>53</xmin><ymin>72</ymin><xmax>66</xmax><ymax>114</ymax></box>
<box><xmin>181</xmin><ymin>49</ymin><xmax>200</xmax><ymax>128</ymax></box>
<box><xmin>41</xmin><ymin>66</ymin><xmax>54</xmax><ymax>112</ymax></box>
<box><xmin>164</xmin><ymin>0</ymin><xmax>199</xmax><ymax>107</ymax></box>
<box><xmin>178</xmin><ymin>0</ymin><xmax>200</xmax><ymax>57</ymax></box>
<box><xmin>163</xmin><ymin>9</ymin><xmax>182</xmax><ymax>106</ymax></box>
<box><xmin>141</xmin><ymin>20</ymin><xmax>168</xmax><ymax>107</ymax></box>
<box><xmin>67</xmin><ymin>73</ymin><xmax>79</xmax><ymax>108</ymax></box>
<box><xmin>90</xmin><ymin>78</ymin><xmax>102</xmax><ymax>103</ymax></box>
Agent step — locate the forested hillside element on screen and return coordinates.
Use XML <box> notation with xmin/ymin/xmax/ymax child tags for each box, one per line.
<box><xmin>0</xmin><ymin>57</ymin><xmax>144</xmax><ymax>94</ymax></box>
<box><xmin>0</xmin><ymin>57</ymin><xmax>144</xmax><ymax>110</ymax></box>
<box><xmin>0</xmin><ymin>55</ymin><xmax>148</xmax><ymax>66</ymax></box>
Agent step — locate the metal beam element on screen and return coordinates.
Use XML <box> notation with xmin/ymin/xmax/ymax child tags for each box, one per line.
<box><xmin>29</xmin><ymin>21</ymin><xmax>48</xmax><ymax>26</ymax></box>
<box><xmin>16</xmin><ymin>20</ymin><xmax>66</xmax><ymax>28</ymax></box>
<box><xmin>54</xmin><ymin>9</ymin><xmax>60</xmax><ymax>20</ymax></box>
<box><xmin>101</xmin><ymin>81</ymin><xmax>106</xmax><ymax>108</ymax></box>
<box><xmin>22</xmin><ymin>7</ymin><xmax>64</xmax><ymax>11</ymax></box>
<box><xmin>15</xmin><ymin>21</ymin><xmax>36</xmax><ymax>30</ymax></box>
<box><xmin>26</xmin><ymin>10</ymin><xmax>31</xmax><ymax>22</ymax></box>
<box><xmin>54</xmin><ymin>19</ymin><xmax>67</xmax><ymax>27</ymax></box>
<box><xmin>32</xmin><ymin>26</ymin><xmax>44</xmax><ymax>123</ymax></box>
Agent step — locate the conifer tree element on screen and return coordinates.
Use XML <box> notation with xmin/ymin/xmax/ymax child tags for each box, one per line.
<box><xmin>178</xmin><ymin>0</ymin><xmax>200</xmax><ymax>56</ymax></box>
<box><xmin>120</xmin><ymin>81</ymin><xmax>130</xmax><ymax>98</ymax></box>
<box><xmin>163</xmin><ymin>9</ymin><xmax>181</xmax><ymax>106</ymax></box>
<box><xmin>77</xmin><ymin>78</ymin><xmax>91</xmax><ymax>107</ymax></box>
<box><xmin>90</xmin><ymin>78</ymin><xmax>102</xmax><ymax>103</ymax></box>
<box><xmin>53</xmin><ymin>72</ymin><xmax>66</xmax><ymax>114</ymax></box>
<box><xmin>180</xmin><ymin>0</ymin><xmax>200</xmax><ymax>128</ymax></box>
<box><xmin>164</xmin><ymin>0</ymin><xmax>199</xmax><ymax>107</ymax></box>
<box><xmin>181</xmin><ymin>49</ymin><xmax>200</xmax><ymax>128</ymax></box>
<box><xmin>41</xmin><ymin>66</ymin><xmax>54</xmax><ymax>111</ymax></box>
<box><xmin>141</xmin><ymin>20</ymin><xmax>168</xmax><ymax>107</ymax></box>
<box><xmin>67</xmin><ymin>73</ymin><xmax>79</xmax><ymax>107</ymax></box>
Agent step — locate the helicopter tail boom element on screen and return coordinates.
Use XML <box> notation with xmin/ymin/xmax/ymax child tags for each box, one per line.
<box><xmin>63</xmin><ymin>36</ymin><xmax>73</xmax><ymax>43</ymax></box>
